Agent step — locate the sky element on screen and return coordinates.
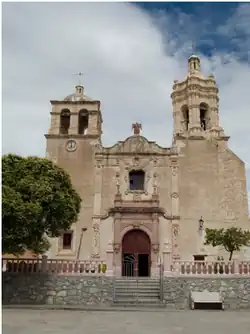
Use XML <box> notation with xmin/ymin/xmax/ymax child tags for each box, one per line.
<box><xmin>2</xmin><ymin>1</ymin><xmax>250</xmax><ymax>208</ymax></box>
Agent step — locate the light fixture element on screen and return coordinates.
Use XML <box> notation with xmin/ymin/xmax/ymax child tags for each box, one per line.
<box><xmin>199</xmin><ymin>217</ymin><xmax>204</xmax><ymax>230</ymax></box>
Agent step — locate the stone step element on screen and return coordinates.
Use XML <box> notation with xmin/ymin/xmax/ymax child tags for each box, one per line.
<box><xmin>113</xmin><ymin>299</ymin><xmax>163</xmax><ymax>305</ymax></box>
<box><xmin>115</xmin><ymin>284</ymin><xmax>160</xmax><ymax>288</ymax></box>
<box><xmin>115</xmin><ymin>289</ymin><xmax>160</xmax><ymax>296</ymax></box>
<box><xmin>116</xmin><ymin>277</ymin><xmax>159</xmax><ymax>282</ymax></box>
<box><xmin>115</xmin><ymin>282</ymin><xmax>160</xmax><ymax>286</ymax></box>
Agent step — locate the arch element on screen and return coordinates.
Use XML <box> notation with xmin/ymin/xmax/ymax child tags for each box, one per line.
<box><xmin>120</xmin><ymin>224</ymin><xmax>152</xmax><ymax>243</ymax></box>
<box><xmin>78</xmin><ymin>109</ymin><xmax>89</xmax><ymax>135</ymax></box>
<box><xmin>60</xmin><ymin>109</ymin><xmax>70</xmax><ymax>134</ymax></box>
<box><xmin>121</xmin><ymin>228</ymin><xmax>151</xmax><ymax>277</ymax></box>
<box><xmin>181</xmin><ymin>105</ymin><xmax>189</xmax><ymax>131</ymax></box>
<box><xmin>199</xmin><ymin>102</ymin><xmax>209</xmax><ymax>131</ymax></box>
<box><xmin>129</xmin><ymin>169</ymin><xmax>145</xmax><ymax>191</ymax></box>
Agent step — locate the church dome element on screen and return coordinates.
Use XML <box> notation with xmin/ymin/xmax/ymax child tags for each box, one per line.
<box><xmin>188</xmin><ymin>54</ymin><xmax>200</xmax><ymax>61</ymax></box>
<box><xmin>64</xmin><ymin>85</ymin><xmax>93</xmax><ymax>102</ymax></box>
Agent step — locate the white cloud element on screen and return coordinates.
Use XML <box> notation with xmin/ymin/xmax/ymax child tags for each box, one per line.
<box><xmin>2</xmin><ymin>2</ymin><xmax>250</xmax><ymax>206</ymax></box>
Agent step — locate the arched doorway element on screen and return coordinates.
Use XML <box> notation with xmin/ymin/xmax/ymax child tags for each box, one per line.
<box><xmin>122</xmin><ymin>229</ymin><xmax>151</xmax><ymax>277</ymax></box>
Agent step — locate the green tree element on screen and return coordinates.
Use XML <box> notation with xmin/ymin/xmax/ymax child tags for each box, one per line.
<box><xmin>2</xmin><ymin>154</ymin><xmax>81</xmax><ymax>255</ymax></box>
<box><xmin>204</xmin><ymin>227</ymin><xmax>250</xmax><ymax>261</ymax></box>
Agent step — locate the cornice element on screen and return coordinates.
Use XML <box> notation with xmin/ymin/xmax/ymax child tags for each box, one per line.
<box><xmin>44</xmin><ymin>134</ymin><xmax>100</xmax><ymax>139</ymax></box>
<box><xmin>50</xmin><ymin>100</ymin><xmax>100</xmax><ymax>106</ymax></box>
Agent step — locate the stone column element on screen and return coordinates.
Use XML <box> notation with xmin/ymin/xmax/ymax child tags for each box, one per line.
<box><xmin>48</xmin><ymin>112</ymin><xmax>60</xmax><ymax>135</ymax></box>
<box><xmin>151</xmin><ymin>213</ymin><xmax>160</xmax><ymax>277</ymax></box>
<box><xmin>113</xmin><ymin>213</ymin><xmax>122</xmax><ymax>277</ymax></box>
<box><xmin>189</xmin><ymin>104</ymin><xmax>201</xmax><ymax>135</ymax></box>
<box><xmin>69</xmin><ymin>105</ymin><xmax>78</xmax><ymax>135</ymax></box>
<box><xmin>91</xmin><ymin>159</ymin><xmax>103</xmax><ymax>258</ymax></box>
<box><xmin>170</xmin><ymin>160</ymin><xmax>179</xmax><ymax>217</ymax></box>
<box><xmin>162</xmin><ymin>241</ymin><xmax>172</xmax><ymax>276</ymax></box>
<box><xmin>170</xmin><ymin>159</ymin><xmax>180</xmax><ymax>260</ymax></box>
<box><xmin>106</xmin><ymin>241</ymin><xmax>114</xmax><ymax>276</ymax></box>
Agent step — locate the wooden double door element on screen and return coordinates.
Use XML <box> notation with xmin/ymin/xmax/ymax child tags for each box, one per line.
<box><xmin>122</xmin><ymin>229</ymin><xmax>151</xmax><ymax>277</ymax></box>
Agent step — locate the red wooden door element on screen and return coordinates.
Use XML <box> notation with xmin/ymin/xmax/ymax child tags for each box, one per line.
<box><xmin>122</xmin><ymin>229</ymin><xmax>150</xmax><ymax>254</ymax></box>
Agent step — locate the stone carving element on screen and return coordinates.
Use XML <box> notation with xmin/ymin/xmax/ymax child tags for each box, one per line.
<box><xmin>172</xmin><ymin>224</ymin><xmax>179</xmax><ymax>237</ymax></box>
<box><xmin>92</xmin><ymin>220</ymin><xmax>100</xmax><ymax>257</ymax></box>
<box><xmin>171</xmin><ymin>192</ymin><xmax>179</xmax><ymax>199</ymax></box>
<box><xmin>153</xmin><ymin>173</ymin><xmax>158</xmax><ymax>194</ymax></box>
<box><xmin>133</xmin><ymin>192</ymin><xmax>142</xmax><ymax>201</ymax></box>
<box><xmin>152</xmin><ymin>243</ymin><xmax>160</xmax><ymax>254</ymax></box>
<box><xmin>95</xmin><ymin>159</ymin><xmax>104</xmax><ymax>168</ymax></box>
<box><xmin>115</xmin><ymin>172</ymin><xmax>120</xmax><ymax>194</ymax></box>
<box><xmin>113</xmin><ymin>243</ymin><xmax>120</xmax><ymax>253</ymax></box>
<box><xmin>132</xmin><ymin>222</ymin><xmax>143</xmax><ymax>229</ymax></box>
<box><xmin>172</xmin><ymin>223</ymin><xmax>180</xmax><ymax>259</ymax></box>
<box><xmin>132</xmin><ymin>122</ymin><xmax>142</xmax><ymax>135</ymax></box>
<box><xmin>133</xmin><ymin>156</ymin><xmax>140</xmax><ymax>167</ymax></box>
<box><xmin>102</xmin><ymin>136</ymin><xmax>171</xmax><ymax>155</ymax></box>
<box><xmin>171</xmin><ymin>166</ymin><xmax>178</xmax><ymax>176</ymax></box>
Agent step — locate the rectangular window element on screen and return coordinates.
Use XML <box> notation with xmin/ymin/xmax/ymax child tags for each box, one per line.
<box><xmin>129</xmin><ymin>170</ymin><xmax>145</xmax><ymax>191</ymax></box>
<box><xmin>193</xmin><ymin>255</ymin><xmax>205</xmax><ymax>261</ymax></box>
<box><xmin>62</xmin><ymin>231</ymin><xmax>73</xmax><ymax>249</ymax></box>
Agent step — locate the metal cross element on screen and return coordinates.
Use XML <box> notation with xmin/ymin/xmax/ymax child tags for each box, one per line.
<box><xmin>190</xmin><ymin>41</ymin><xmax>196</xmax><ymax>55</ymax></box>
<box><xmin>73</xmin><ymin>72</ymin><xmax>85</xmax><ymax>85</ymax></box>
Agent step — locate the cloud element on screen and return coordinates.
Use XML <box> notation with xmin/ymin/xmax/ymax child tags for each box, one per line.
<box><xmin>2</xmin><ymin>2</ymin><xmax>250</xmax><ymax>208</ymax></box>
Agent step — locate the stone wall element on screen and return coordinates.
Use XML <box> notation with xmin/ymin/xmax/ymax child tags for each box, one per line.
<box><xmin>164</xmin><ymin>277</ymin><xmax>250</xmax><ymax>310</ymax></box>
<box><xmin>3</xmin><ymin>274</ymin><xmax>113</xmax><ymax>306</ymax></box>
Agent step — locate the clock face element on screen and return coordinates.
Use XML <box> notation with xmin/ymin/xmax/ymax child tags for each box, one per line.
<box><xmin>66</xmin><ymin>140</ymin><xmax>77</xmax><ymax>152</ymax></box>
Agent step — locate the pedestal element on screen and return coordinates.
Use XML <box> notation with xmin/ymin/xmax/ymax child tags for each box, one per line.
<box><xmin>105</xmin><ymin>243</ymin><xmax>114</xmax><ymax>276</ymax></box>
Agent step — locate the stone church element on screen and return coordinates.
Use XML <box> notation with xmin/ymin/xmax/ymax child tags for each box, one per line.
<box><xmin>45</xmin><ymin>55</ymin><xmax>249</xmax><ymax>276</ymax></box>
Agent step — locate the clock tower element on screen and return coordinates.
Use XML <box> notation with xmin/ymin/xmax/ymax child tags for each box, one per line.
<box><xmin>45</xmin><ymin>83</ymin><xmax>103</xmax><ymax>259</ymax></box>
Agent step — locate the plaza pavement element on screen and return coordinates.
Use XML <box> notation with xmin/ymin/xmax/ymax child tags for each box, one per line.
<box><xmin>2</xmin><ymin>308</ymin><xmax>250</xmax><ymax>334</ymax></box>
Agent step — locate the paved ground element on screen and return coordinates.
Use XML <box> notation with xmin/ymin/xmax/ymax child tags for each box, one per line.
<box><xmin>3</xmin><ymin>308</ymin><xmax>250</xmax><ymax>334</ymax></box>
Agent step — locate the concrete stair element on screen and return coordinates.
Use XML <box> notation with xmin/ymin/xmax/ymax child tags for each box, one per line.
<box><xmin>112</xmin><ymin>278</ymin><xmax>165</xmax><ymax>308</ymax></box>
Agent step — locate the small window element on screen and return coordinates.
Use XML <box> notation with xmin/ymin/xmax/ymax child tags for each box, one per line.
<box><xmin>62</xmin><ymin>231</ymin><xmax>73</xmax><ymax>249</ymax></box>
<box><xmin>193</xmin><ymin>255</ymin><xmax>205</xmax><ymax>262</ymax></box>
<box><xmin>129</xmin><ymin>170</ymin><xmax>145</xmax><ymax>191</ymax></box>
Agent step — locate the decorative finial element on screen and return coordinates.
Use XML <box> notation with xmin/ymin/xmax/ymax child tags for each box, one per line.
<box><xmin>73</xmin><ymin>72</ymin><xmax>85</xmax><ymax>86</ymax></box>
<box><xmin>132</xmin><ymin>122</ymin><xmax>142</xmax><ymax>135</ymax></box>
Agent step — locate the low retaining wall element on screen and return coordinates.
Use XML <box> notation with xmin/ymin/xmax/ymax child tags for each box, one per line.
<box><xmin>3</xmin><ymin>274</ymin><xmax>250</xmax><ymax>309</ymax></box>
<box><xmin>3</xmin><ymin>274</ymin><xmax>113</xmax><ymax>306</ymax></box>
<box><xmin>164</xmin><ymin>277</ymin><xmax>250</xmax><ymax>310</ymax></box>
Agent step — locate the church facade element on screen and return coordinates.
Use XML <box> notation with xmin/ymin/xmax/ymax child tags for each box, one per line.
<box><xmin>45</xmin><ymin>56</ymin><xmax>249</xmax><ymax>276</ymax></box>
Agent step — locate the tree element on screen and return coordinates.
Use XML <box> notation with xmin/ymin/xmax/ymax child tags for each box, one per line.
<box><xmin>204</xmin><ymin>227</ymin><xmax>250</xmax><ymax>261</ymax></box>
<box><xmin>2</xmin><ymin>154</ymin><xmax>81</xmax><ymax>255</ymax></box>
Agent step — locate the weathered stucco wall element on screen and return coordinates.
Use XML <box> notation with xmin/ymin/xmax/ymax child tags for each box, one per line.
<box><xmin>178</xmin><ymin>139</ymin><xmax>249</xmax><ymax>259</ymax></box>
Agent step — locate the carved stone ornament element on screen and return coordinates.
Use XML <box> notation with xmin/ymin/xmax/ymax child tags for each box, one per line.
<box><xmin>172</xmin><ymin>224</ymin><xmax>179</xmax><ymax>237</ymax></box>
<box><xmin>171</xmin><ymin>192</ymin><xmax>179</xmax><ymax>199</ymax></box>
<box><xmin>95</xmin><ymin>159</ymin><xmax>104</xmax><ymax>168</ymax></box>
<box><xmin>66</xmin><ymin>139</ymin><xmax>77</xmax><ymax>152</ymax></box>
<box><xmin>132</xmin><ymin>222</ymin><xmax>143</xmax><ymax>229</ymax></box>
<box><xmin>92</xmin><ymin>222</ymin><xmax>100</xmax><ymax>258</ymax></box>
<box><xmin>133</xmin><ymin>192</ymin><xmax>142</xmax><ymax>201</ymax></box>
<box><xmin>152</xmin><ymin>243</ymin><xmax>160</xmax><ymax>254</ymax></box>
<box><xmin>171</xmin><ymin>166</ymin><xmax>178</xmax><ymax>176</ymax></box>
<box><xmin>113</xmin><ymin>243</ymin><xmax>120</xmax><ymax>253</ymax></box>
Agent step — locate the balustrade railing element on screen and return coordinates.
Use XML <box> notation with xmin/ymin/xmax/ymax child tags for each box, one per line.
<box><xmin>2</xmin><ymin>257</ymin><xmax>250</xmax><ymax>276</ymax></box>
<box><xmin>171</xmin><ymin>260</ymin><xmax>250</xmax><ymax>276</ymax></box>
<box><xmin>2</xmin><ymin>258</ymin><xmax>107</xmax><ymax>275</ymax></box>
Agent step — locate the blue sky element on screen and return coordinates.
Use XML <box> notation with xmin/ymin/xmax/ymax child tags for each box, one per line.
<box><xmin>2</xmin><ymin>2</ymin><xmax>250</xmax><ymax>207</ymax></box>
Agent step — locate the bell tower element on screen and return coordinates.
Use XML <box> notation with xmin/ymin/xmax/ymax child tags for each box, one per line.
<box><xmin>171</xmin><ymin>55</ymin><xmax>225</xmax><ymax>141</ymax></box>
<box><xmin>47</xmin><ymin>84</ymin><xmax>102</xmax><ymax>139</ymax></box>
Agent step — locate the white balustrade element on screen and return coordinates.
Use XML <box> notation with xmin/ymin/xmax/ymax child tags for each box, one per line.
<box><xmin>2</xmin><ymin>258</ymin><xmax>107</xmax><ymax>276</ymax></box>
